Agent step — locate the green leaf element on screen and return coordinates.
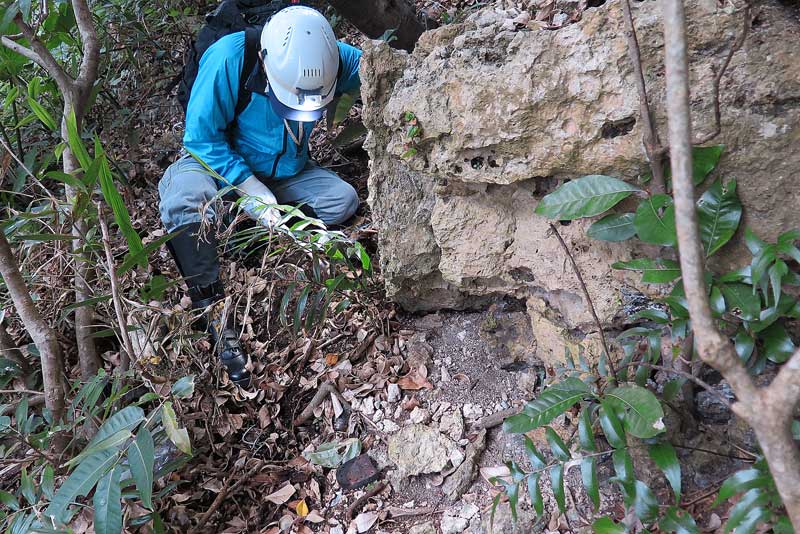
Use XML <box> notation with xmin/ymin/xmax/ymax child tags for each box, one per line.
<box><xmin>534</xmin><ymin>175</ymin><xmax>641</xmax><ymax>220</ymax></box>
<box><xmin>690</xmin><ymin>145</ymin><xmax>725</xmax><ymax>185</ymax></box>
<box><xmin>65</xmin><ymin>111</ymin><xmax>92</xmax><ymax>171</ymax></box>
<box><xmin>94</xmin><ymin>467</ymin><xmax>122</xmax><ymax>534</ymax></box>
<box><xmin>46</xmin><ymin>449</ymin><xmax>118</xmax><ymax>523</ymax></box>
<box><xmin>117</xmin><ymin>232</ymin><xmax>178</xmax><ymax>276</ymax></box>
<box><xmin>734</xmin><ymin>329</ymin><xmax>755</xmax><ymax>362</ymax></box>
<box><xmin>719</xmin><ymin>283</ymin><xmax>761</xmax><ymax>321</ymax></box>
<box><xmin>303</xmin><ymin>439</ymin><xmax>362</xmax><ymax>468</ymax></box>
<box><xmin>578</xmin><ymin>407</ymin><xmax>596</xmax><ymax>451</ymax></box>
<box><xmin>593</xmin><ymin>517</ymin><xmax>626</xmax><ymax>534</ymax></box>
<box><xmin>660</xmin><ymin>506</ymin><xmax>699</xmax><ymax>534</ymax></box>
<box><xmin>634</xmin><ymin>194</ymin><xmax>677</xmax><ymax>246</ymax></box>
<box><xmin>599</xmin><ymin>401</ymin><xmax>627</xmax><ymax>449</ymax></box>
<box><xmin>697</xmin><ymin>179</ymin><xmax>742</xmax><ymax>257</ymax></box>
<box><xmin>580</xmin><ymin>457</ymin><xmax>600</xmax><ymax>510</ymax></box>
<box><xmin>648</xmin><ymin>443</ymin><xmax>681</xmax><ymax>503</ymax></box>
<box><xmin>65</xmin><ymin>429</ymin><xmax>132</xmax><ymax>468</ymax></box>
<box><xmin>523</xmin><ymin>436</ymin><xmax>546</xmax><ymax>470</ymax></box>
<box><xmin>26</xmin><ymin>96</ymin><xmax>57</xmax><ymax>131</ymax></box>
<box><xmin>713</xmin><ymin>468</ymin><xmax>769</xmax><ymax>507</ymax></box>
<box><xmin>97</xmin><ymin>149</ymin><xmax>144</xmax><ymax>265</ymax></box>
<box><xmin>503</xmin><ymin>480</ymin><xmax>519</xmax><ymax>522</ymax></box>
<box><xmin>612</xmin><ymin>448</ymin><xmax>634</xmax><ymax>483</ymax></box>
<box><xmin>633</xmin><ymin>480</ymin><xmax>658</xmax><ymax>522</ymax></box>
<box><xmin>128</xmin><ymin>427</ymin><xmax>155</xmax><ymax>509</ymax></box>
<box><xmin>279</xmin><ymin>283</ymin><xmax>296</xmax><ymax>327</ymax></box>
<box><xmin>612</xmin><ymin>258</ymin><xmax>682</xmax><ymax>284</ymax></box>
<box><xmin>171</xmin><ymin>376</ymin><xmax>195</xmax><ymax>399</ymax></box>
<box><xmin>333</xmin><ymin>92</ymin><xmax>355</xmax><ymax>125</ymax></box>
<box><xmin>762</xmin><ymin>321</ymin><xmax>796</xmax><ymax>363</ymax></box>
<box><xmin>545</xmin><ymin>426</ymin><xmax>571</xmax><ymax>461</ymax></box>
<box><xmin>161</xmin><ymin>402</ymin><xmax>191</xmax><ymax>455</ymax></box>
<box><xmin>773</xmin><ymin>516</ymin><xmax>795</xmax><ymax>534</ymax></box>
<box><xmin>587</xmin><ymin>213</ymin><xmax>637</xmax><ymax>242</ymax></box>
<box><xmin>768</xmin><ymin>260</ymin><xmax>788</xmax><ymax>307</ymax></box>
<box><xmin>503</xmin><ymin>377</ymin><xmax>590</xmax><ymax>433</ymax></box>
<box><xmin>606</xmin><ymin>385</ymin><xmax>665</xmax><ymax>438</ymax></box>
<box><xmin>88</xmin><ymin>406</ymin><xmax>144</xmax><ymax>449</ymax></box>
<box><xmin>401</xmin><ymin>147</ymin><xmax>417</xmax><ymax>159</ymax></box>
<box><xmin>20</xmin><ymin>467</ymin><xmax>36</xmax><ymax>506</ymax></box>
<box><xmin>549</xmin><ymin>464</ymin><xmax>565</xmax><ymax>513</ymax></box>
<box><xmin>725</xmin><ymin>489</ymin><xmax>769</xmax><ymax>533</ymax></box>
<box><xmin>41</xmin><ymin>465</ymin><xmax>55</xmax><ymax>500</ymax></box>
<box><xmin>526</xmin><ymin>473</ymin><xmax>543</xmax><ymax>516</ymax></box>
<box><xmin>0</xmin><ymin>490</ymin><xmax>19</xmax><ymax>511</ymax></box>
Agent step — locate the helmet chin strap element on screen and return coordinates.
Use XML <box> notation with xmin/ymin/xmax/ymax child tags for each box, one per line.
<box><xmin>284</xmin><ymin>119</ymin><xmax>304</xmax><ymax>147</ymax></box>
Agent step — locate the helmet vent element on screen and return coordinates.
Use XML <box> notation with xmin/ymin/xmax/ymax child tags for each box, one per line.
<box><xmin>282</xmin><ymin>27</ymin><xmax>292</xmax><ymax>47</ymax></box>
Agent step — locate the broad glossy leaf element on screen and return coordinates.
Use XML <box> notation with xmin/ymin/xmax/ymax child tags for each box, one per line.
<box><xmin>587</xmin><ymin>213</ymin><xmax>636</xmax><ymax>242</ymax></box>
<box><xmin>734</xmin><ymin>330</ymin><xmax>755</xmax><ymax>362</ymax></box>
<box><xmin>503</xmin><ymin>377</ymin><xmax>590</xmax><ymax>433</ymax></box>
<box><xmin>526</xmin><ymin>473</ymin><xmax>543</xmax><ymax>516</ymax></box>
<box><xmin>580</xmin><ymin>457</ymin><xmax>600</xmax><ymax>510</ymax></box>
<box><xmin>725</xmin><ymin>489</ymin><xmax>770</xmax><ymax>533</ymax></box>
<box><xmin>762</xmin><ymin>321</ymin><xmax>796</xmax><ymax>363</ymax></box>
<box><xmin>719</xmin><ymin>283</ymin><xmax>760</xmax><ymax>321</ymax></box>
<box><xmin>549</xmin><ymin>464</ymin><xmax>565</xmax><ymax>513</ymax></box>
<box><xmin>648</xmin><ymin>443</ymin><xmax>681</xmax><ymax>503</ymax></box>
<box><xmin>612</xmin><ymin>448</ymin><xmax>634</xmax><ymax>483</ymax></box>
<box><xmin>161</xmin><ymin>402</ymin><xmax>191</xmax><ymax>455</ymax></box>
<box><xmin>713</xmin><ymin>468</ymin><xmax>769</xmax><ymax>506</ymax></box>
<box><xmin>128</xmin><ymin>427</ymin><xmax>155</xmax><ymax>509</ymax></box>
<box><xmin>94</xmin><ymin>467</ymin><xmax>122</xmax><ymax>534</ymax></box>
<box><xmin>660</xmin><ymin>506</ymin><xmax>699</xmax><ymax>534</ymax></box>
<box><xmin>593</xmin><ymin>518</ymin><xmax>626</xmax><ymax>534</ymax></box>
<box><xmin>697</xmin><ymin>179</ymin><xmax>741</xmax><ymax>257</ymax></box>
<box><xmin>690</xmin><ymin>145</ymin><xmax>725</xmax><ymax>184</ymax></box>
<box><xmin>545</xmin><ymin>427</ymin><xmax>571</xmax><ymax>461</ymax></box>
<box><xmin>504</xmin><ymin>480</ymin><xmax>519</xmax><ymax>521</ymax></box>
<box><xmin>768</xmin><ymin>260</ymin><xmax>789</xmax><ymax>307</ymax></box>
<box><xmin>46</xmin><ymin>449</ymin><xmax>117</xmax><ymax>523</ymax></box>
<box><xmin>773</xmin><ymin>516</ymin><xmax>794</xmax><ymax>534</ymax></box>
<box><xmin>523</xmin><ymin>436</ymin><xmax>546</xmax><ymax>470</ymax></box>
<box><xmin>578</xmin><ymin>407</ymin><xmax>596</xmax><ymax>451</ymax></box>
<box><xmin>534</xmin><ymin>175</ymin><xmax>641</xmax><ymax>220</ymax></box>
<box><xmin>20</xmin><ymin>468</ymin><xmax>35</xmax><ymax>506</ymax></box>
<box><xmin>88</xmin><ymin>406</ymin><xmax>144</xmax><ymax>449</ymax></box>
<box><xmin>65</xmin><ymin>429</ymin><xmax>132</xmax><ymax>467</ymax></box>
<box><xmin>171</xmin><ymin>376</ymin><xmax>195</xmax><ymax>399</ymax></box>
<box><xmin>0</xmin><ymin>490</ymin><xmax>19</xmax><ymax>511</ymax></box>
<box><xmin>634</xmin><ymin>194</ymin><xmax>677</xmax><ymax>246</ymax></box>
<box><xmin>599</xmin><ymin>401</ymin><xmax>626</xmax><ymax>449</ymax></box>
<box><xmin>633</xmin><ymin>480</ymin><xmax>658</xmax><ymax>522</ymax></box>
<box><xmin>606</xmin><ymin>385</ymin><xmax>665</xmax><ymax>438</ymax></box>
<box><xmin>612</xmin><ymin>258</ymin><xmax>681</xmax><ymax>284</ymax></box>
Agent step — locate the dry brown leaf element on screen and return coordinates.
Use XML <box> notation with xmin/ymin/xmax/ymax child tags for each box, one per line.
<box><xmin>396</xmin><ymin>368</ymin><xmax>433</xmax><ymax>391</ymax></box>
<box><xmin>265</xmin><ymin>483</ymin><xmax>295</xmax><ymax>505</ymax></box>
<box><xmin>354</xmin><ymin>511</ymin><xmax>379</xmax><ymax>533</ymax></box>
<box><xmin>325</xmin><ymin>353</ymin><xmax>339</xmax><ymax>366</ymax></box>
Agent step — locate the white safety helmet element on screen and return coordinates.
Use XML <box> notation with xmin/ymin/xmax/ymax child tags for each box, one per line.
<box><xmin>260</xmin><ymin>6</ymin><xmax>339</xmax><ymax>122</ymax></box>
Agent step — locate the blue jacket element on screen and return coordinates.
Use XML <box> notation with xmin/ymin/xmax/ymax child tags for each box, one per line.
<box><xmin>183</xmin><ymin>32</ymin><xmax>362</xmax><ymax>187</ymax></box>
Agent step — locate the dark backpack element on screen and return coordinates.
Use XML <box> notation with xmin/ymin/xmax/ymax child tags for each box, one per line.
<box><xmin>175</xmin><ymin>0</ymin><xmax>300</xmax><ymax>118</ymax></box>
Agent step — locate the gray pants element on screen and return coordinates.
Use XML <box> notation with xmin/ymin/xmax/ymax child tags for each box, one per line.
<box><xmin>158</xmin><ymin>154</ymin><xmax>359</xmax><ymax>232</ymax></box>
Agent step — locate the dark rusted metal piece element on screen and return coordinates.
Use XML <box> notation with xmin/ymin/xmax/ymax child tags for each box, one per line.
<box><xmin>336</xmin><ymin>454</ymin><xmax>380</xmax><ymax>491</ymax></box>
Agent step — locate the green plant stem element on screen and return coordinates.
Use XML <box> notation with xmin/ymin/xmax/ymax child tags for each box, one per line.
<box><xmin>548</xmin><ymin>223</ymin><xmax>618</xmax><ymax>383</ymax></box>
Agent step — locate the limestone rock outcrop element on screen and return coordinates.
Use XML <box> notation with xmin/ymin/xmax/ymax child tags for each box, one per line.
<box><xmin>360</xmin><ymin>0</ymin><xmax>800</xmax><ymax>364</ymax></box>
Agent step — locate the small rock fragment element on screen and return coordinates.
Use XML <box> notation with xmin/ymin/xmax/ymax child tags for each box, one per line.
<box><xmin>382</xmin><ymin>420</ymin><xmax>400</xmax><ymax>432</ymax></box>
<box><xmin>441</xmin><ymin>514</ymin><xmax>470</xmax><ymax>534</ymax></box>
<box><xmin>439</xmin><ymin>408</ymin><xmax>464</xmax><ymax>441</ymax></box>
<box><xmin>410</xmin><ymin>407</ymin><xmax>430</xmax><ymax>424</ymax></box>
<box><xmin>409</xmin><ymin>521</ymin><xmax>437</xmax><ymax>534</ymax></box>
<box><xmin>387</xmin><ymin>383</ymin><xmax>401</xmax><ymax>402</ymax></box>
<box><xmin>388</xmin><ymin>424</ymin><xmax>458</xmax><ymax>476</ymax></box>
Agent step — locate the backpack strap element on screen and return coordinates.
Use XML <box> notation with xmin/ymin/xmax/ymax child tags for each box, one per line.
<box><xmin>233</xmin><ymin>27</ymin><xmax>262</xmax><ymax>120</ymax></box>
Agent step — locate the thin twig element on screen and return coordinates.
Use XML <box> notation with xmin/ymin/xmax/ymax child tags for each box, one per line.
<box><xmin>693</xmin><ymin>3</ymin><xmax>752</xmax><ymax>145</ymax></box>
<box><xmin>190</xmin><ymin>461</ymin><xmax>263</xmax><ymax>533</ymax></box>
<box><xmin>98</xmin><ymin>204</ymin><xmax>135</xmax><ymax>371</ymax></box>
<box><xmin>293</xmin><ymin>381</ymin><xmax>341</xmax><ymax>426</ymax></box>
<box><xmin>474</xmin><ymin>406</ymin><xmax>520</xmax><ymax>430</ymax></box>
<box><xmin>620</xmin><ymin>0</ymin><xmax>667</xmax><ymax>194</ymax></box>
<box><xmin>548</xmin><ymin>224</ymin><xmax>618</xmax><ymax>381</ymax></box>
<box><xmin>345</xmin><ymin>481</ymin><xmax>388</xmax><ymax>521</ymax></box>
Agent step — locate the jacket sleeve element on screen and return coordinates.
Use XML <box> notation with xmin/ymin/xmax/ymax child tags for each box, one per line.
<box><xmin>183</xmin><ymin>34</ymin><xmax>252</xmax><ymax>187</ymax></box>
<box><xmin>336</xmin><ymin>42</ymin><xmax>362</xmax><ymax>95</ymax></box>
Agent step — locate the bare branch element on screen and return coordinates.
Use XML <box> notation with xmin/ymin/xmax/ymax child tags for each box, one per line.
<box><xmin>548</xmin><ymin>223</ymin><xmax>618</xmax><ymax>381</ymax></box>
<box><xmin>72</xmin><ymin>0</ymin><xmax>101</xmax><ymax>103</ymax></box>
<box><xmin>0</xmin><ymin>233</ymin><xmax>66</xmax><ymax>423</ymax></box>
<box><xmin>620</xmin><ymin>0</ymin><xmax>667</xmax><ymax>194</ymax></box>
<box><xmin>663</xmin><ymin>0</ymin><xmax>800</xmax><ymax>524</ymax></box>
<box><xmin>99</xmin><ymin>205</ymin><xmax>135</xmax><ymax>372</ymax></box>
<box><xmin>694</xmin><ymin>3</ymin><xmax>752</xmax><ymax>145</ymax></box>
<box><xmin>2</xmin><ymin>16</ymin><xmax>74</xmax><ymax>100</ymax></box>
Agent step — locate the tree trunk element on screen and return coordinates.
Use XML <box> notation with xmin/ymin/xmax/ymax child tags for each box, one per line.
<box><xmin>0</xmin><ymin>233</ymin><xmax>66</xmax><ymax>423</ymax></box>
<box><xmin>327</xmin><ymin>0</ymin><xmax>436</xmax><ymax>52</ymax></box>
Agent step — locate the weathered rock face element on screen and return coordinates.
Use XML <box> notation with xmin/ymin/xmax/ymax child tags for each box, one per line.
<box><xmin>361</xmin><ymin>0</ymin><xmax>800</xmax><ymax>364</ymax></box>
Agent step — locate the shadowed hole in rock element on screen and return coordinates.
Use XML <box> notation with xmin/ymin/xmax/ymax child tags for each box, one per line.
<box><xmin>470</xmin><ymin>156</ymin><xmax>484</xmax><ymax>169</ymax></box>
<box><xmin>588</xmin><ymin>0</ymin><xmax>607</xmax><ymax>6</ymax></box>
<box><xmin>601</xmin><ymin>116</ymin><xmax>637</xmax><ymax>138</ymax></box>
<box><xmin>488</xmin><ymin>157</ymin><xmax>499</xmax><ymax>168</ymax></box>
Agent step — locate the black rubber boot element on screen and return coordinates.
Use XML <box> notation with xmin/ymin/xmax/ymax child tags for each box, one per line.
<box><xmin>166</xmin><ymin>223</ymin><xmax>251</xmax><ymax>388</ymax></box>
